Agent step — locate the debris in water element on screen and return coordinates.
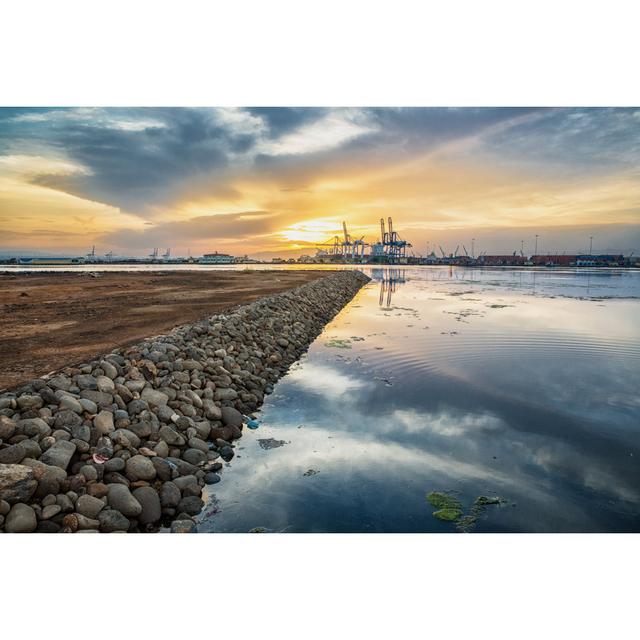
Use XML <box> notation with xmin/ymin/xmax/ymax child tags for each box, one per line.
<box><xmin>246</xmin><ymin>418</ymin><xmax>261</xmax><ymax>429</ymax></box>
<box><xmin>249</xmin><ymin>527</ymin><xmax>268</xmax><ymax>533</ymax></box>
<box><xmin>258</xmin><ymin>438</ymin><xmax>288</xmax><ymax>450</ymax></box>
<box><xmin>374</xmin><ymin>376</ymin><xmax>393</xmax><ymax>386</ymax></box>
<box><xmin>303</xmin><ymin>469</ymin><xmax>320</xmax><ymax>477</ymax></box>
<box><xmin>475</xmin><ymin>495</ymin><xmax>504</xmax><ymax>506</ymax></box>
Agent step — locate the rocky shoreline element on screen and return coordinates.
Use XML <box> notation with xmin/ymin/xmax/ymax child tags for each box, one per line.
<box><xmin>0</xmin><ymin>270</ymin><xmax>369</xmax><ymax>533</ymax></box>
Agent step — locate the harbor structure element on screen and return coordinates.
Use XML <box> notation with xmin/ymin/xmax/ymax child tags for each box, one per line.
<box><xmin>199</xmin><ymin>252</ymin><xmax>235</xmax><ymax>264</ymax></box>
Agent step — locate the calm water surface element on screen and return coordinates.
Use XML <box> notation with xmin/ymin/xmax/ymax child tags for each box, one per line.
<box><xmin>195</xmin><ymin>266</ymin><xmax>640</xmax><ymax>533</ymax></box>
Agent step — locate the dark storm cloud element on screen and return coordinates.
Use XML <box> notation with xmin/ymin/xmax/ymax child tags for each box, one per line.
<box><xmin>0</xmin><ymin>108</ymin><xmax>264</xmax><ymax>212</ymax></box>
<box><xmin>246</xmin><ymin>107</ymin><xmax>328</xmax><ymax>137</ymax></box>
<box><xmin>474</xmin><ymin>107</ymin><xmax>640</xmax><ymax>176</ymax></box>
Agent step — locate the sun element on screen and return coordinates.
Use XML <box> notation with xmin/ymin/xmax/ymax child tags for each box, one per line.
<box><xmin>280</xmin><ymin>218</ymin><xmax>342</xmax><ymax>245</ymax></box>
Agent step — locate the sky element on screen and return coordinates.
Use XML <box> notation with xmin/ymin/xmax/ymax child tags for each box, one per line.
<box><xmin>0</xmin><ymin>107</ymin><xmax>639</xmax><ymax>258</ymax></box>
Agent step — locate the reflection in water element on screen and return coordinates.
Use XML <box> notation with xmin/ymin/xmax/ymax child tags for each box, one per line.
<box><xmin>198</xmin><ymin>267</ymin><xmax>640</xmax><ymax>533</ymax></box>
<box><xmin>372</xmin><ymin>268</ymin><xmax>406</xmax><ymax>307</ymax></box>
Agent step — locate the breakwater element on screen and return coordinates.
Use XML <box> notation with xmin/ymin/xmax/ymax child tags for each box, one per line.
<box><xmin>0</xmin><ymin>270</ymin><xmax>369</xmax><ymax>533</ymax></box>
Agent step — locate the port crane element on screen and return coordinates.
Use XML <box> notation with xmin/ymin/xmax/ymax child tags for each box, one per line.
<box><xmin>380</xmin><ymin>216</ymin><xmax>411</xmax><ymax>263</ymax></box>
<box><xmin>162</xmin><ymin>248</ymin><xmax>171</xmax><ymax>261</ymax></box>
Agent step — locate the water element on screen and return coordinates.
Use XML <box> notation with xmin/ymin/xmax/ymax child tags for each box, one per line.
<box><xmin>196</xmin><ymin>266</ymin><xmax>640</xmax><ymax>533</ymax></box>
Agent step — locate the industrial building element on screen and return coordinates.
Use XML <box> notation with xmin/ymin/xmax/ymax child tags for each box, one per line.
<box><xmin>478</xmin><ymin>255</ymin><xmax>528</xmax><ymax>266</ymax></box>
<box><xmin>199</xmin><ymin>252</ymin><xmax>235</xmax><ymax>264</ymax></box>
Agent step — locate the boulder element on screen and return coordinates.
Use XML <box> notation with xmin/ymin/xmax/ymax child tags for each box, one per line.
<box><xmin>141</xmin><ymin>387</ymin><xmax>169</xmax><ymax>407</ymax></box>
<box><xmin>39</xmin><ymin>440</ymin><xmax>76</xmax><ymax>470</ymax></box>
<box><xmin>0</xmin><ymin>464</ymin><xmax>38</xmax><ymax>504</ymax></box>
<box><xmin>125</xmin><ymin>455</ymin><xmax>156</xmax><ymax>482</ymax></box>
<box><xmin>5</xmin><ymin>503</ymin><xmax>37</xmax><ymax>532</ymax></box>
<box><xmin>132</xmin><ymin>486</ymin><xmax>161</xmax><ymax>525</ymax></box>
<box><xmin>107</xmin><ymin>484</ymin><xmax>142</xmax><ymax>518</ymax></box>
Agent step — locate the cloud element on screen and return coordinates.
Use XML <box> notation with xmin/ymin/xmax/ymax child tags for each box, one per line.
<box><xmin>100</xmin><ymin>210</ymin><xmax>278</xmax><ymax>251</ymax></box>
<box><xmin>2</xmin><ymin>107</ymin><xmax>640</xmax><ymax>256</ymax></box>
<box><xmin>257</xmin><ymin>109</ymin><xmax>377</xmax><ymax>156</ymax></box>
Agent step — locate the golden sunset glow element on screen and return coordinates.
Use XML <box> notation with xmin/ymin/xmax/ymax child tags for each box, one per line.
<box><xmin>1</xmin><ymin>108</ymin><xmax>639</xmax><ymax>257</ymax></box>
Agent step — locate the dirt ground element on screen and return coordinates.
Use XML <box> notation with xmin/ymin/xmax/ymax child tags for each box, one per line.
<box><xmin>0</xmin><ymin>270</ymin><xmax>325</xmax><ymax>390</ymax></box>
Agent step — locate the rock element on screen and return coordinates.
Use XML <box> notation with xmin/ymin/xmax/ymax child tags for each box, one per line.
<box><xmin>204</xmin><ymin>472</ymin><xmax>221</xmax><ymax>485</ymax></box>
<box><xmin>104</xmin><ymin>457</ymin><xmax>125</xmax><ymax>473</ymax></box>
<box><xmin>64</xmin><ymin>513</ymin><xmax>100</xmax><ymax>531</ymax></box>
<box><xmin>86</xmin><ymin>482</ymin><xmax>109</xmax><ymax>498</ymax></box>
<box><xmin>17</xmin><ymin>395</ymin><xmax>43</xmax><ymax>411</ymax></box>
<box><xmin>202</xmin><ymin>399</ymin><xmax>222</xmax><ymax>420</ymax></box>
<box><xmin>153</xmin><ymin>441</ymin><xmax>169</xmax><ymax>458</ymax></box>
<box><xmin>76</xmin><ymin>494</ymin><xmax>105</xmax><ymax>519</ymax></box>
<box><xmin>100</xmin><ymin>360</ymin><xmax>118</xmax><ymax>380</ymax></box>
<box><xmin>96</xmin><ymin>375</ymin><xmax>115</xmax><ymax>393</ymax></box>
<box><xmin>177</xmin><ymin>496</ymin><xmax>204</xmax><ymax>516</ymax></box>
<box><xmin>39</xmin><ymin>440</ymin><xmax>76</xmax><ymax>470</ymax></box>
<box><xmin>59</xmin><ymin>395</ymin><xmax>83</xmax><ymax>414</ymax></box>
<box><xmin>42</xmin><ymin>494</ymin><xmax>56</xmax><ymax>507</ymax></box>
<box><xmin>107</xmin><ymin>484</ymin><xmax>142</xmax><ymax>517</ymax></box>
<box><xmin>56</xmin><ymin>494</ymin><xmax>74</xmax><ymax>512</ymax></box>
<box><xmin>214</xmin><ymin>388</ymin><xmax>238</xmax><ymax>402</ymax></box>
<box><xmin>210</xmin><ymin>426</ymin><xmax>238</xmax><ymax>442</ymax></box>
<box><xmin>41</xmin><ymin>504</ymin><xmax>62</xmax><ymax>520</ymax></box>
<box><xmin>127</xmin><ymin>399</ymin><xmax>148</xmax><ymax>416</ymax></box>
<box><xmin>17</xmin><ymin>418</ymin><xmax>51</xmax><ymax>438</ymax></box>
<box><xmin>79</xmin><ymin>465</ymin><xmax>98</xmax><ymax>482</ymax></box>
<box><xmin>71</xmin><ymin>423</ymin><xmax>91</xmax><ymax>442</ymax></box>
<box><xmin>54</xmin><ymin>409</ymin><xmax>83</xmax><ymax>430</ymax></box>
<box><xmin>94</xmin><ymin>411</ymin><xmax>114</xmax><ymax>434</ymax></box>
<box><xmin>221</xmin><ymin>406</ymin><xmax>243</xmax><ymax>428</ymax></box>
<box><xmin>159</xmin><ymin>425</ymin><xmax>185</xmax><ymax>446</ymax></box>
<box><xmin>80</xmin><ymin>389</ymin><xmax>113</xmax><ymax>406</ymax></box>
<box><xmin>48</xmin><ymin>375</ymin><xmax>72</xmax><ymax>391</ymax></box>
<box><xmin>141</xmin><ymin>387</ymin><xmax>169</xmax><ymax>407</ymax></box>
<box><xmin>0</xmin><ymin>416</ymin><xmax>16</xmax><ymax>440</ymax></box>
<box><xmin>159</xmin><ymin>481</ymin><xmax>181</xmax><ymax>509</ymax></box>
<box><xmin>219</xmin><ymin>445</ymin><xmax>235</xmax><ymax>462</ymax></box>
<box><xmin>0</xmin><ymin>443</ymin><xmax>27</xmax><ymax>465</ymax></box>
<box><xmin>0</xmin><ymin>464</ymin><xmax>38</xmax><ymax>503</ymax></box>
<box><xmin>132</xmin><ymin>486</ymin><xmax>161</xmax><ymax>525</ymax></box>
<box><xmin>78</xmin><ymin>398</ymin><xmax>98</xmax><ymax>414</ymax></box>
<box><xmin>76</xmin><ymin>374</ymin><xmax>98</xmax><ymax>390</ymax></box>
<box><xmin>98</xmin><ymin>509</ymin><xmax>130</xmax><ymax>532</ymax></box>
<box><xmin>111</xmin><ymin>428</ymin><xmax>141</xmax><ymax>449</ymax></box>
<box><xmin>188</xmin><ymin>437</ymin><xmax>209</xmax><ymax>454</ymax></box>
<box><xmin>37</xmin><ymin>520</ymin><xmax>61</xmax><ymax>533</ymax></box>
<box><xmin>182</xmin><ymin>448</ymin><xmax>207</xmax><ymax>466</ymax></box>
<box><xmin>125</xmin><ymin>455</ymin><xmax>156</xmax><ymax>482</ymax></box>
<box><xmin>151</xmin><ymin>457</ymin><xmax>171</xmax><ymax>481</ymax></box>
<box><xmin>166</xmin><ymin>457</ymin><xmax>198</xmax><ymax>476</ymax></box>
<box><xmin>173</xmin><ymin>475</ymin><xmax>199</xmax><ymax>491</ymax></box>
<box><xmin>170</xmin><ymin>519</ymin><xmax>196</xmax><ymax>533</ymax></box>
<box><xmin>0</xmin><ymin>499</ymin><xmax>10</xmax><ymax>515</ymax></box>
<box><xmin>5</xmin><ymin>503</ymin><xmax>37</xmax><ymax>532</ymax></box>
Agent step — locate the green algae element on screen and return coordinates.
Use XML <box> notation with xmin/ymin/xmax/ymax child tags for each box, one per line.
<box><xmin>433</xmin><ymin>508</ymin><xmax>463</xmax><ymax>522</ymax></box>
<box><xmin>325</xmin><ymin>338</ymin><xmax>352</xmax><ymax>349</ymax></box>
<box><xmin>426</xmin><ymin>491</ymin><xmax>462</xmax><ymax>511</ymax></box>
<box><xmin>427</xmin><ymin>490</ymin><xmax>508</xmax><ymax>532</ymax></box>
